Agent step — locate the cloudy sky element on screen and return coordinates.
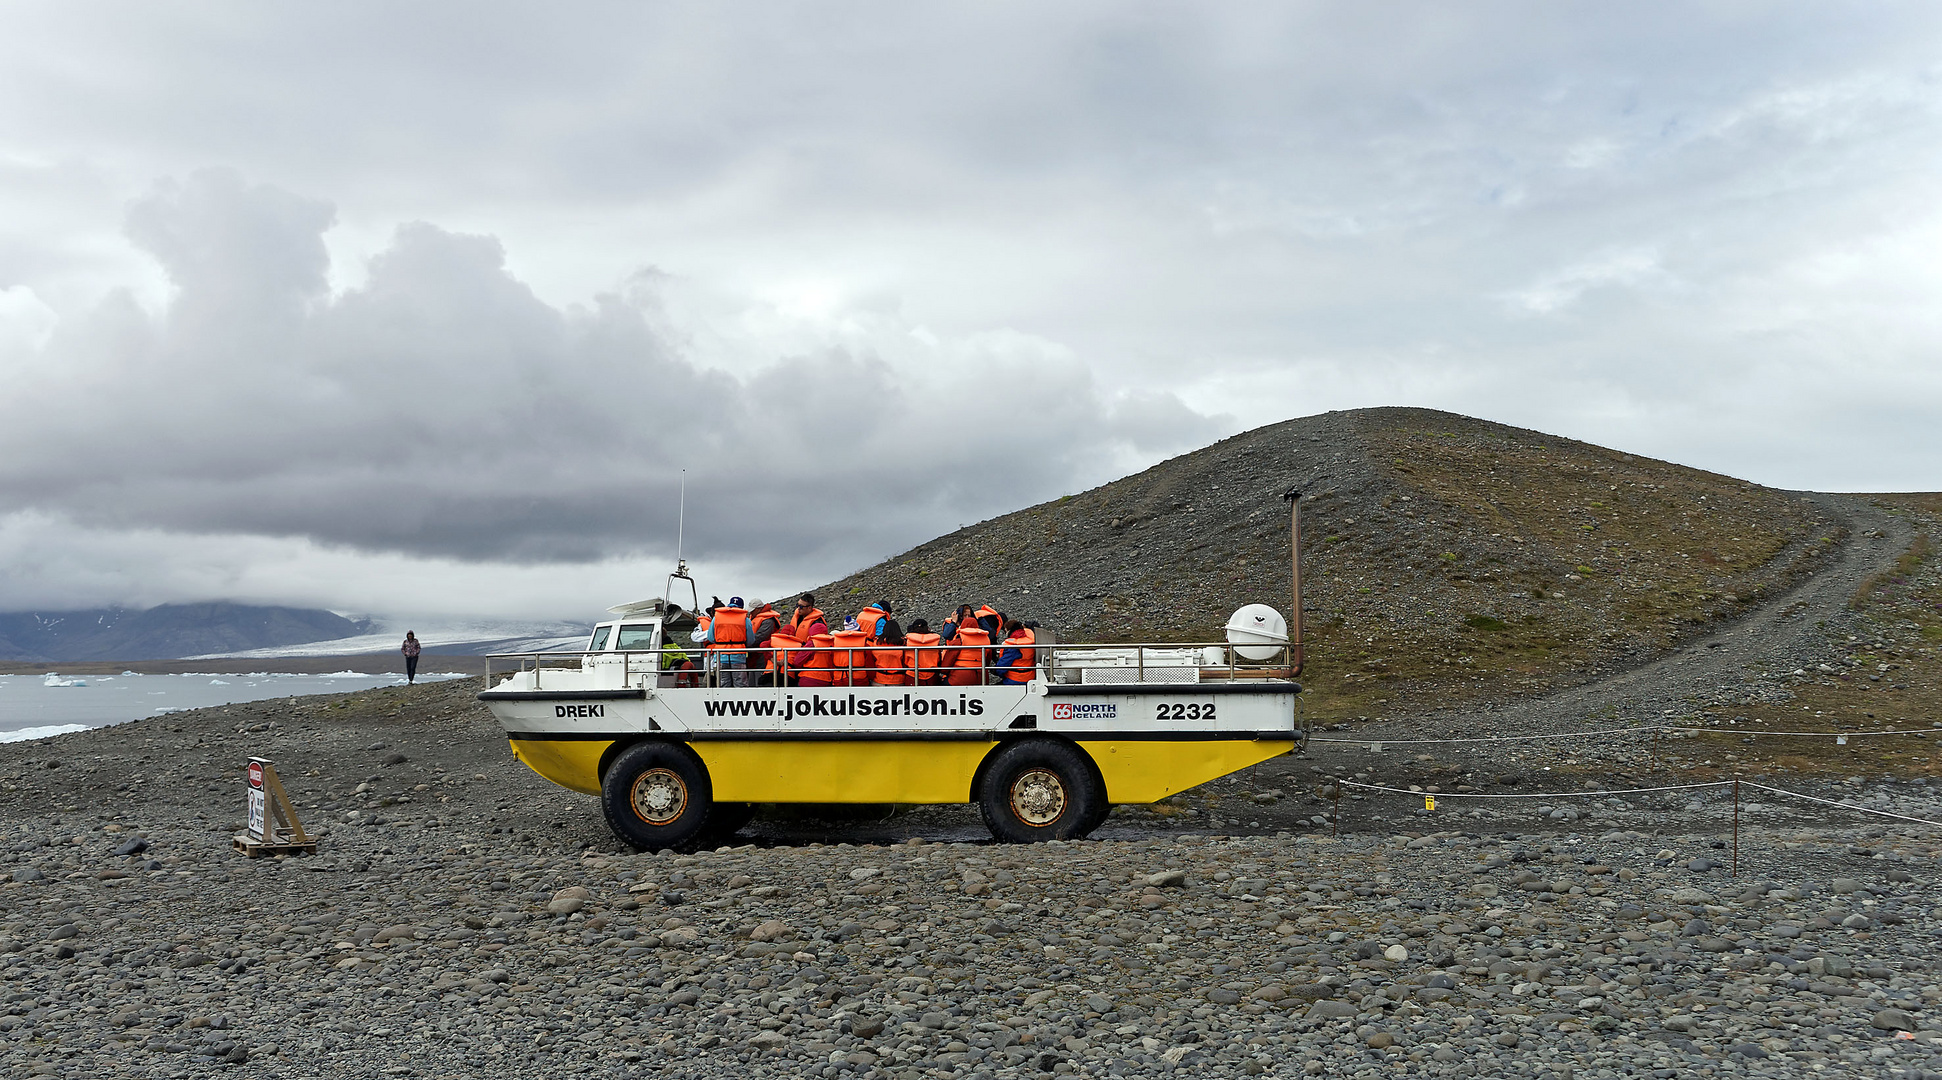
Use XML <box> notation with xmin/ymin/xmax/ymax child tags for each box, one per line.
<box><xmin>2</xmin><ymin>3</ymin><xmax>1939</xmax><ymax>622</ymax></box>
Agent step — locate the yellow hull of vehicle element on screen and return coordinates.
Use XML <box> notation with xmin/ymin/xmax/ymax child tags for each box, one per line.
<box><xmin>508</xmin><ymin>737</ymin><xmax>1295</xmax><ymax>804</ymax></box>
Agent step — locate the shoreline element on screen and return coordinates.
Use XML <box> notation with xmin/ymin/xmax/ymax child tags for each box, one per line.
<box><xmin>0</xmin><ymin>652</ymin><xmax>496</xmax><ymax>677</ymax></box>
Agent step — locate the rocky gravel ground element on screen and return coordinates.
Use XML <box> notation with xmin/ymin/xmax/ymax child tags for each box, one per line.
<box><xmin>5</xmin><ymin>669</ymin><xmax>1942</xmax><ymax>1080</ymax></box>
<box><xmin>6</xmin><ymin>787</ymin><xmax>1942</xmax><ymax>1080</ymax></box>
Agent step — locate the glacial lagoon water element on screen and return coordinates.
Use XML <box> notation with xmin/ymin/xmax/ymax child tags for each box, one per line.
<box><xmin>0</xmin><ymin>670</ymin><xmax>468</xmax><ymax>743</ymax></box>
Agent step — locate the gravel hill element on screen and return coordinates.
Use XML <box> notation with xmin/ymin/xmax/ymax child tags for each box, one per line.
<box><xmin>810</xmin><ymin>408</ymin><xmax>1842</xmax><ymax>721</ymax></box>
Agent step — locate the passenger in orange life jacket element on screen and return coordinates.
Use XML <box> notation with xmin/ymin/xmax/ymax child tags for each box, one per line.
<box><xmin>691</xmin><ymin>603</ymin><xmax>716</xmax><ymax>685</ymax></box>
<box><xmin>710</xmin><ymin>596</ymin><xmax>751</xmax><ymax>687</ymax></box>
<box><xmin>995</xmin><ymin>619</ymin><xmax>1036</xmax><ymax>684</ymax></box>
<box><xmin>786</xmin><ymin>602</ymin><xmax>829</xmax><ymax>687</ymax></box>
<box><xmin>790</xmin><ymin>593</ymin><xmax>827</xmax><ymax>638</ymax></box>
<box><xmin>947</xmin><ymin>621</ymin><xmax>992</xmax><ymax>685</ymax></box>
<box><xmin>855</xmin><ymin>602</ymin><xmax>892</xmax><ymax>643</ymax></box>
<box><xmin>973</xmin><ymin>604</ymin><xmax>1003</xmax><ymax>639</ymax></box>
<box><xmin>870</xmin><ymin>619</ymin><xmax>912</xmax><ymax>686</ymax></box>
<box><xmin>905</xmin><ymin>619</ymin><xmax>944</xmax><ymax>686</ymax></box>
<box><xmin>941</xmin><ymin>605</ymin><xmax>974</xmax><ymax>640</ymax></box>
<box><xmin>829</xmin><ymin>618</ymin><xmax>872</xmax><ymax>687</ymax></box>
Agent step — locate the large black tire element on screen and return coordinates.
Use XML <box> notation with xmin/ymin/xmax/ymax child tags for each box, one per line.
<box><xmin>1077</xmin><ymin>793</ymin><xmax>1113</xmax><ymax>837</ymax></box>
<box><xmin>600</xmin><ymin>741</ymin><xmax>715</xmax><ymax>852</ymax></box>
<box><xmin>977</xmin><ymin>739</ymin><xmax>1105</xmax><ymax>843</ymax></box>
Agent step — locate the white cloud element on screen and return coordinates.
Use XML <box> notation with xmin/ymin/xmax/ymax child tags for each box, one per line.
<box><xmin>1504</xmin><ymin>247</ymin><xmax>1672</xmax><ymax>315</ymax></box>
<box><xmin>0</xmin><ymin>285</ymin><xmax>57</xmax><ymax>358</ymax></box>
<box><xmin>1</xmin><ymin>4</ymin><xmax>1940</xmax><ymax>615</ymax></box>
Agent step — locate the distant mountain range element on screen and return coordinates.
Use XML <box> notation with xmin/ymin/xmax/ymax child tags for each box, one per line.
<box><xmin>0</xmin><ymin>603</ymin><xmax>367</xmax><ymax>661</ymax></box>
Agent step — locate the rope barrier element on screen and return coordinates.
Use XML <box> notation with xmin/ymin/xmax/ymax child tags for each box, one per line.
<box><xmin>1304</xmin><ymin>723</ymin><xmax>1942</xmax><ymax>748</ymax></box>
<box><xmin>1308</xmin><ymin>725</ymin><xmax>1655</xmax><ymax>747</ymax></box>
<box><xmin>1737</xmin><ymin>781</ymin><xmax>1942</xmax><ymax>829</ymax></box>
<box><xmin>1326</xmin><ymin>776</ymin><xmax>1942</xmax><ymax>872</ymax></box>
<box><xmin>1333</xmin><ymin>779</ymin><xmax>1733</xmax><ymax>800</ymax></box>
<box><xmin>1670</xmin><ymin>726</ymin><xmax>1942</xmax><ymax>738</ymax></box>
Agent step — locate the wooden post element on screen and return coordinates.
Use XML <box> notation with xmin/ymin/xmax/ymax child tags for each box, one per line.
<box><xmin>1283</xmin><ymin>488</ymin><xmax>1304</xmax><ymax>677</ymax></box>
<box><xmin>1731</xmin><ymin>778</ymin><xmax>1740</xmax><ymax>878</ymax></box>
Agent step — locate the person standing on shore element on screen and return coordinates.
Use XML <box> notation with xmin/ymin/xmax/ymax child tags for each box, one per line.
<box><xmin>401</xmin><ymin>631</ymin><xmax>421</xmax><ymax>684</ymax></box>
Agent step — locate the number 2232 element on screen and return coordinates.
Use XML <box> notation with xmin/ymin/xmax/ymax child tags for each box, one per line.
<box><xmin>1155</xmin><ymin>702</ymin><xmax>1215</xmax><ymax>721</ymax></box>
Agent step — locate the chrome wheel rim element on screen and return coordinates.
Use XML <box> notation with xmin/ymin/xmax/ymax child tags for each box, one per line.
<box><xmin>630</xmin><ymin>768</ymin><xmax>688</xmax><ymax>826</ymax></box>
<box><xmin>1009</xmin><ymin>768</ymin><xmax>1067</xmax><ymax>826</ymax></box>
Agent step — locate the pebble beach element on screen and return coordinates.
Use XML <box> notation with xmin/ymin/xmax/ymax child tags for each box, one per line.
<box><xmin>2</xmin><ymin>681</ymin><xmax>1939</xmax><ymax>1079</ymax></box>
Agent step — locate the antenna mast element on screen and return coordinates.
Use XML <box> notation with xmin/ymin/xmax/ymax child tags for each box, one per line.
<box><xmin>676</xmin><ymin>470</ymin><xmax>687</xmax><ymax>568</ymax></box>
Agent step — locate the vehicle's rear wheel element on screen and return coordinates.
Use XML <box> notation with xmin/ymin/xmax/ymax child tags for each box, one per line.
<box><xmin>977</xmin><ymin>740</ymin><xmax>1104</xmax><ymax>843</ymax></box>
<box><xmin>601</xmin><ymin>741</ymin><xmax>714</xmax><ymax>852</ymax></box>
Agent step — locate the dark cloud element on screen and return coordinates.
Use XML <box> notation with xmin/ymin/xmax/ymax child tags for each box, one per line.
<box><xmin>0</xmin><ymin>169</ymin><xmax>1227</xmax><ymax>572</ymax></box>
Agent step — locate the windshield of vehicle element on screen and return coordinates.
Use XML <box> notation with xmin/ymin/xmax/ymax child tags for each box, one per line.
<box><xmin>588</xmin><ymin>625</ymin><xmax>613</xmax><ymax>651</ymax></box>
<box><xmin>615</xmin><ymin>624</ymin><xmax>659</xmax><ymax>651</ymax></box>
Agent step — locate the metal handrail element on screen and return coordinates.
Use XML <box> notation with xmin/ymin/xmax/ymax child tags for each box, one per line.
<box><xmin>483</xmin><ymin>639</ymin><xmax>1294</xmax><ymax>691</ymax></box>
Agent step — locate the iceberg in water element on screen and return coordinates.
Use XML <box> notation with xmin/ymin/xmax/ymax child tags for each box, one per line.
<box><xmin>209</xmin><ymin>679</ymin><xmax>229</xmax><ymax>685</ymax></box>
<box><xmin>42</xmin><ymin>675</ymin><xmax>87</xmax><ymax>687</ymax></box>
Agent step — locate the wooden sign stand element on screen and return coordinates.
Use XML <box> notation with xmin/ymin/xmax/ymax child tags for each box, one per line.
<box><xmin>233</xmin><ymin>757</ymin><xmax>318</xmax><ymax>858</ymax></box>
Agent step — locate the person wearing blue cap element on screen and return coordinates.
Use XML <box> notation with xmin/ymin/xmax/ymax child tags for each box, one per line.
<box><xmin>711</xmin><ymin>596</ymin><xmax>751</xmax><ymax>687</ymax></box>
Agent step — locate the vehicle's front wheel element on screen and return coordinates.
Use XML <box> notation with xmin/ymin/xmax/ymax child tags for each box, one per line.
<box><xmin>601</xmin><ymin>741</ymin><xmax>714</xmax><ymax>852</ymax></box>
<box><xmin>977</xmin><ymin>739</ymin><xmax>1104</xmax><ymax>843</ymax></box>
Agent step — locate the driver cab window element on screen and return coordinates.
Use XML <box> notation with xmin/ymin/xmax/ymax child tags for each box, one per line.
<box><xmin>615</xmin><ymin>625</ymin><xmax>659</xmax><ymax>651</ymax></box>
<box><xmin>588</xmin><ymin>625</ymin><xmax>613</xmax><ymax>652</ymax></box>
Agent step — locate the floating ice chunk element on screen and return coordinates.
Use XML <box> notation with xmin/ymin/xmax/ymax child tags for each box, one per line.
<box><xmin>209</xmin><ymin>679</ymin><xmax>229</xmax><ymax>685</ymax></box>
<box><xmin>1</xmin><ymin>724</ymin><xmax>90</xmax><ymax>743</ymax></box>
<box><xmin>42</xmin><ymin>675</ymin><xmax>87</xmax><ymax>687</ymax></box>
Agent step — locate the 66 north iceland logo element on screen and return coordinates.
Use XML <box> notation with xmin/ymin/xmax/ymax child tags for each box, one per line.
<box><xmin>1051</xmin><ymin>702</ymin><xmax>1116</xmax><ymax>721</ymax></box>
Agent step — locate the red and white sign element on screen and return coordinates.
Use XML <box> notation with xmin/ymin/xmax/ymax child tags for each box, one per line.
<box><xmin>246</xmin><ymin>760</ymin><xmax>267</xmax><ymax>840</ymax></box>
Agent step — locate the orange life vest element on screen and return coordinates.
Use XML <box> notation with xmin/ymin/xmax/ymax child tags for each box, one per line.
<box><xmin>854</xmin><ymin>606</ymin><xmax>887</xmax><ymax>642</ymax></box>
<box><xmin>830</xmin><ymin>629</ymin><xmax>871</xmax><ymax>687</ymax></box>
<box><xmin>870</xmin><ymin>645</ymin><xmax>912</xmax><ymax>686</ymax></box>
<box><xmin>906</xmin><ymin>631</ymin><xmax>944</xmax><ymax>684</ymax></box>
<box><xmin>1000</xmin><ymin>627</ymin><xmax>1036</xmax><ymax>684</ymax></box>
<box><xmin>709</xmin><ymin>606</ymin><xmax>748</xmax><ymax>649</ymax></box>
<box><xmin>797</xmin><ymin>633</ymin><xmax>837</xmax><ymax>686</ymax></box>
<box><xmin>948</xmin><ymin>625</ymin><xmax>991</xmax><ymax>685</ymax></box>
<box><xmin>789</xmin><ymin>607</ymin><xmax>827</xmax><ymax>637</ymax></box>
<box><xmin>768</xmin><ymin>630</ymin><xmax>802</xmax><ymax>678</ymax></box>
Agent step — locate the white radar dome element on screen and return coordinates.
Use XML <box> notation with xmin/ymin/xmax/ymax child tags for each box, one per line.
<box><xmin>1224</xmin><ymin>604</ymin><xmax>1289</xmax><ymax>662</ymax></box>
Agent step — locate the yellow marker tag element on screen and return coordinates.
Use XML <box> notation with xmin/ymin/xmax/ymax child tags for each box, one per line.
<box><xmin>1425</xmin><ymin>795</ymin><xmax>1436</xmax><ymax>811</ymax></box>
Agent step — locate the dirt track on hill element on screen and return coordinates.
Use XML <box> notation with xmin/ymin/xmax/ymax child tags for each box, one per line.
<box><xmin>1313</xmin><ymin>492</ymin><xmax>1908</xmax><ymax>744</ymax></box>
<box><xmin>1236</xmin><ymin>491</ymin><xmax>1938</xmax><ymax>837</ymax></box>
